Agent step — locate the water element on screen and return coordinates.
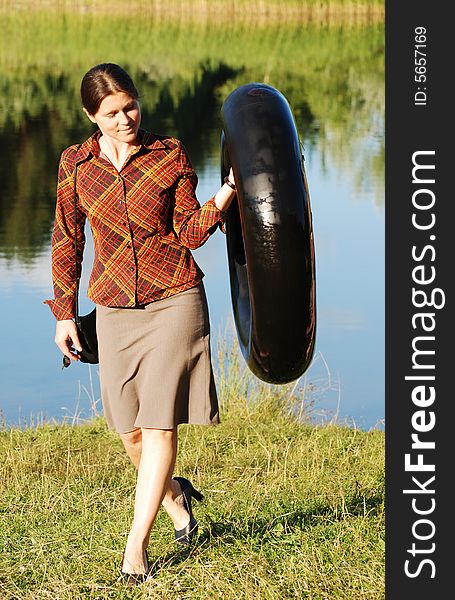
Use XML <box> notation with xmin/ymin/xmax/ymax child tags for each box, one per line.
<box><xmin>0</xmin><ymin>15</ymin><xmax>384</xmax><ymax>430</ymax></box>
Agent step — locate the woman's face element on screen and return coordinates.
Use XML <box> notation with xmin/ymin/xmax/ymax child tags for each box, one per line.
<box><xmin>84</xmin><ymin>91</ymin><xmax>141</xmax><ymax>144</ymax></box>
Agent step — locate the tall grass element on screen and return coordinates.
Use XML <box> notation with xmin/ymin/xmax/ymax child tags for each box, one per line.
<box><xmin>0</xmin><ymin>332</ymin><xmax>384</xmax><ymax>599</ymax></box>
<box><xmin>1</xmin><ymin>0</ymin><xmax>384</xmax><ymax>22</ymax></box>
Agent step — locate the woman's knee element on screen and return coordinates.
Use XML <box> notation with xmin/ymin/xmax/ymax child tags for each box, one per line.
<box><xmin>119</xmin><ymin>427</ymin><xmax>142</xmax><ymax>447</ymax></box>
<box><xmin>141</xmin><ymin>427</ymin><xmax>177</xmax><ymax>445</ymax></box>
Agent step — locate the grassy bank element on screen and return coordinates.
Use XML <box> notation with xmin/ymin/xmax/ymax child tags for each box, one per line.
<box><xmin>0</xmin><ymin>338</ymin><xmax>384</xmax><ymax>599</ymax></box>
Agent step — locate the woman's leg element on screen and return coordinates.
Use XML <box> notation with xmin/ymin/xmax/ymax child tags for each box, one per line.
<box><xmin>119</xmin><ymin>429</ymin><xmax>193</xmax><ymax>531</ymax></box>
<box><xmin>120</xmin><ymin>427</ymin><xmax>190</xmax><ymax>574</ymax></box>
<box><xmin>119</xmin><ymin>427</ymin><xmax>142</xmax><ymax>469</ymax></box>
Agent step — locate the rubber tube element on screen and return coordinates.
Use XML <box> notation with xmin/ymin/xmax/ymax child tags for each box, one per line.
<box><xmin>220</xmin><ymin>83</ymin><xmax>316</xmax><ymax>384</ymax></box>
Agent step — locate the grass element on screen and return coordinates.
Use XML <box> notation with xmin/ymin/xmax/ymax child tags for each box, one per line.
<box><xmin>1</xmin><ymin>0</ymin><xmax>384</xmax><ymax>20</ymax></box>
<box><xmin>0</xmin><ymin>333</ymin><xmax>384</xmax><ymax>599</ymax></box>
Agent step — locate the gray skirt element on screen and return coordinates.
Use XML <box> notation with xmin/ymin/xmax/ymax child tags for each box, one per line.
<box><xmin>96</xmin><ymin>282</ymin><xmax>220</xmax><ymax>433</ymax></box>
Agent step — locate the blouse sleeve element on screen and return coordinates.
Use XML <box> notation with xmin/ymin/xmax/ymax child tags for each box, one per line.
<box><xmin>43</xmin><ymin>147</ymin><xmax>86</xmax><ymax>320</ymax></box>
<box><xmin>171</xmin><ymin>142</ymin><xmax>227</xmax><ymax>249</ymax></box>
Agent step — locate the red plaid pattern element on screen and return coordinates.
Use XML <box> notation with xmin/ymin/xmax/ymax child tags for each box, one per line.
<box><xmin>44</xmin><ymin>129</ymin><xmax>227</xmax><ymax>320</ymax></box>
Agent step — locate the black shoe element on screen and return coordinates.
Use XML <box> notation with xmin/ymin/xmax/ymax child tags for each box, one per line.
<box><xmin>173</xmin><ymin>476</ymin><xmax>204</xmax><ymax>545</ymax></box>
<box><xmin>119</xmin><ymin>549</ymin><xmax>150</xmax><ymax>585</ymax></box>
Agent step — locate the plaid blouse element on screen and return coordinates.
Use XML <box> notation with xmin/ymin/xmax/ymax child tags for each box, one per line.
<box><xmin>44</xmin><ymin>128</ymin><xmax>227</xmax><ymax>320</ymax></box>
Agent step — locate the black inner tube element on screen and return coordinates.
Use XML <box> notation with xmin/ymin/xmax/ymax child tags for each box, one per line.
<box><xmin>220</xmin><ymin>83</ymin><xmax>316</xmax><ymax>384</ymax></box>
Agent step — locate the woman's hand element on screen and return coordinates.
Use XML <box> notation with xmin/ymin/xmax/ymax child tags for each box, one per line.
<box><xmin>55</xmin><ymin>319</ymin><xmax>82</xmax><ymax>362</ymax></box>
<box><xmin>214</xmin><ymin>168</ymin><xmax>236</xmax><ymax>212</ymax></box>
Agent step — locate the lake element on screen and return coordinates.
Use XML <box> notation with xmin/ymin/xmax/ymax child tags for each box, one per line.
<box><xmin>0</xmin><ymin>10</ymin><xmax>384</xmax><ymax>430</ymax></box>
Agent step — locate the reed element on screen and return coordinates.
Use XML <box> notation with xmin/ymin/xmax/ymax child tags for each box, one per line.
<box><xmin>1</xmin><ymin>0</ymin><xmax>384</xmax><ymax>24</ymax></box>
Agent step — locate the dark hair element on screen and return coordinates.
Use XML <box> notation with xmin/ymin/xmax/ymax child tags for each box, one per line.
<box><xmin>80</xmin><ymin>63</ymin><xmax>139</xmax><ymax>115</ymax></box>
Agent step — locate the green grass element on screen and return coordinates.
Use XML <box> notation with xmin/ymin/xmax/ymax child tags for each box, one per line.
<box><xmin>0</xmin><ymin>335</ymin><xmax>384</xmax><ymax>599</ymax></box>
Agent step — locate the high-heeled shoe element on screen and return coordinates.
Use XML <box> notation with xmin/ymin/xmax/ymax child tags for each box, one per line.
<box><xmin>173</xmin><ymin>476</ymin><xmax>204</xmax><ymax>545</ymax></box>
<box><xmin>119</xmin><ymin>549</ymin><xmax>150</xmax><ymax>586</ymax></box>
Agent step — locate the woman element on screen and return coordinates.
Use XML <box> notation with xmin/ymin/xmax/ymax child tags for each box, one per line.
<box><xmin>45</xmin><ymin>63</ymin><xmax>236</xmax><ymax>584</ymax></box>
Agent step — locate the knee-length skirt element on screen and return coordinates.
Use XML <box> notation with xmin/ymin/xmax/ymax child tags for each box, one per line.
<box><xmin>96</xmin><ymin>281</ymin><xmax>220</xmax><ymax>433</ymax></box>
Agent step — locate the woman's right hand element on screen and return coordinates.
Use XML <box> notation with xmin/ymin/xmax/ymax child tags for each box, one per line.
<box><xmin>55</xmin><ymin>319</ymin><xmax>83</xmax><ymax>362</ymax></box>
